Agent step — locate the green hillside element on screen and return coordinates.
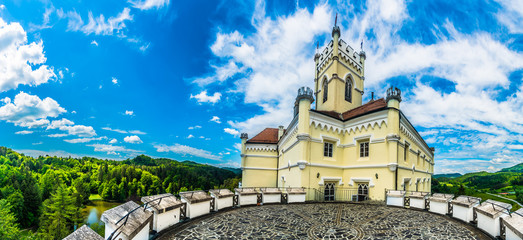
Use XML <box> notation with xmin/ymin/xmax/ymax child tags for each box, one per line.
<box><xmin>432</xmin><ymin>163</ymin><xmax>523</xmax><ymax>211</ymax></box>
<box><xmin>499</xmin><ymin>163</ymin><xmax>523</xmax><ymax>173</ymax></box>
<box><xmin>433</xmin><ymin>173</ymin><xmax>462</xmax><ymax>179</ymax></box>
<box><xmin>0</xmin><ymin>147</ymin><xmax>240</xmax><ymax>239</ymax></box>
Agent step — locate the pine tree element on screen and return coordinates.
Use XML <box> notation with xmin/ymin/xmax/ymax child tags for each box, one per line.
<box><xmin>0</xmin><ymin>199</ymin><xmax>21</xmax><ymax>240</ymax></box>
<box><xmin>39</xmin><ymin>184</ymin><xmax>80</xmax><ymax>239</ymax></box>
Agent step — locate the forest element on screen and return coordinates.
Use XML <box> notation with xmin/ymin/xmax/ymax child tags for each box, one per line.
<box><xmin>431</xmin><ymin>163</ymin><xmax>523</xmax><ymax>211</ymax></box>
<box><xmin>0</xmin><ymin>147</ymin><xmax>240</xmax><ymax>239</ymax></box>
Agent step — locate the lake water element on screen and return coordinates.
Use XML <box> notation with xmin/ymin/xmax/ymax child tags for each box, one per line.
<box><xmin>83</xmin><ymin>200</ymin><xmax>121</xmax><ymax>225</ymax></box>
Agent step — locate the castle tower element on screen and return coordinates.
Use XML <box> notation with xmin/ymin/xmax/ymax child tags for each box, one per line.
<box><xmin>314</xmin><ymin>19</ymin><xmax>366</xmax><ymax>113</ymax></box>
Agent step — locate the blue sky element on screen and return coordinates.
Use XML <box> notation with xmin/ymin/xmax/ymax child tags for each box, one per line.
<box><xmin>0</xmin><ymin>0</ymin><xmax>522</xmax><ymax>173</ymax></box>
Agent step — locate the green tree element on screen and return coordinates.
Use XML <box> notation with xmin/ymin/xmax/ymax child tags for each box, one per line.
<box><xmin>0</xmin><ymin>199</ymin><xmax>21</xmax><ymax>240</ymax></box>
<box><xmin>39</xmin><ymin>184</ymin><xmax>81</xmax><ymax>239</ymax></box>
<box><xmin>516</xmin><ymin>188</ymin><xmax>523</xmax><ymax>204</ymax></box>
<box><xmin>6</xmin><ymin>190</ymin><xmax>24</xmax><ymax>225</ymax></box>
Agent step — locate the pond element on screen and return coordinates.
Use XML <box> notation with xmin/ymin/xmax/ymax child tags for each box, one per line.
<box><xmin>82</xmin><ymin>200</ymin><xmax>121</xmax><ymax>225</ymax></box>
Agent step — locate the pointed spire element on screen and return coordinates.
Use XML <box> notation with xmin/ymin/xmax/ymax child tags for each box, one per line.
<box><xmin>361</xmin><ymin>38</ymin><xmax>364</xmax><ymax>50</ymax></box>
<box><xmin>332</xmin><ymin>13</ymin><xmax>340</xmax><ymax>38</ymax></box>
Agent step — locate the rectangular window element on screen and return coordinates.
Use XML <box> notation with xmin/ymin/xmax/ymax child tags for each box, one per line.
<box><xmin>323</xmin><ymin>142</ymin><xmax>333</xmax><ymax>157</ymax></box>
<box><xmin>404</xmin><ymin>142</ymin><xmax>410</xmax><ymax>161</ymax></box>
<box><xmin>359</xmin><ymin>142</ymin><xmax>369</xmax><ymax>157</ymax></box>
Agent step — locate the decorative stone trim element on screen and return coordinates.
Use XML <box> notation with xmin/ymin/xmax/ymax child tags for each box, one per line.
<box><xmin>318</xmin><ymin>177</ymin><xmax>343</xmax><ymax>186</ymax></box>
<box><xmin>400</xmin><ymin>116</ymin><xmax>432</xmax><ymax>158</ymax></box>
<box><xmin>388</xmin><ymin>163</ymin><xmax>398</xmax><ymax>171</ymax></box>
<box><xmin>310</xmin><ymin>110</ymin><xmax>388</xmax><ymax>135</ymax></box>
<box><xmin>297</xmin><ymin>133</ymin><xmax>311</xmax><ymax>141</ymax></box>
<box><xmin>386</xmin><ymin>134</ymin><xmax>400</xmax><ymax>142</ymax></box>
<box><xmin>297</xmin><ymin>160</ymin><xmax>307</xmax><ymax>170</ymax></box>
<box><xmin>243</xmin><ymin>154</ymin><xmax>278</xmax><ymax>158</ymax></box>
<box><xmin>370</xmin><ymin>138</ymin><xmax>385</xmax><ymax>143</ymax></box>
<box><xmin>245</xmin><ymin>144</ymin><xmax>277</xmax><ymax>152</ymax></box>
<box><xmin>348</xmin><ymin>177</ymin><xmax>375</xmax><ymax>187</ymax></box>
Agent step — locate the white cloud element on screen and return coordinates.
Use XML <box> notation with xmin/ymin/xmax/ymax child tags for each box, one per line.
<box><xmin>91</xmin><ymin>40</ymin><xmax>99</xmax><ymax>46</ymax></box>
<box><xmin>48</xmin><ymin>133</ymin><xmax>67</xmax><ymax>138</ymax></box>
<box><xmin>62</xmin><ymin>8</ymin><xmax>133</xmax><ymax>36</ymax></box>
<box><xmin>109</xmin><ymin>138</ymin><xmax>117</xmax><ymax>144</ymax></box>
<box><xmin>188</xmin><ymin>125</ymin><xmax>202</xmax><ymax>130</ymax></box>
<box><xmin>187</xmin><ymin>134</ymin><xmax>194</xmax><ymax>139</ymax></box>
<box><xmin>139</xmin><ymin>43</ymin><xmax>150</xmax><ymax>52</ymax></box>
<box><xmin>129</xmin><ymin>130</ymin><xmax>146</xmax><ymax>135</ymax></box>
<box><xmin>224</xmin><ymin>128</ymin><xmax>240</xmax><ymax>136</ymax></box>
<box><xmin>190</xmin><ymin>91</ymin><xmax>222</xmax><ymax>104</ymax></box>
<box><xmin>0</xmin><ymin>5</ymin><xmax>5</xmax><ymax>10</ymax></box>
<box><xmin>0</xmin><ymin>92</ymin><xmax>65</xmax><ymax>127</ymax></box>
<box><xmin>210</xmin><ymin>116</ymin><xmax>221</xmax><ymax>124</ymax></box>
<box><xmin>102</xmin><ymin>127</ymin><xmax>145</xmax><ymax>135</ymax></box>
<box><xmin>234</xmin><ymin>143</ymin><xmax>242</xmax><ymax>151</ymax></box>
<box><xmin>88</xmin><ymin>143</ymin><xmax>141</xmax><ymax>155</ymax></box>
<box><xmin>213</xmin><ymin>160</ymin><xmax>241</xmax><ymax>168</ymax></box>
<box><xmin>15</xmin><ymin>130</ymin><xmax>33</xmax><ymax>135</ymax></box>
<box><xmin>197</xmin><ymin>4</ymin><xmax>331</xmax><ymax>135</ymax></box>
<box><xmin>112</xmin><ymin>77</ymin><xmax>118</xmax><ymax>84</ymax></box>
<box><xmin>154</xmin><ymin>143</ymin><xmax>221</xmax><ymax>160</ymax></box>
<box><xmin>129</xmin><ymin>0</ymin><xmax>170</xmax><ymax>10</ymax></box>
<box><xmin>102</xmin><ymin>127</ymin><xmax>127</xmax><ymax>134</ymax></box>
<box><xmin>47</xmin><ymin>118</ymin><xmax>96</xmax><ymax>137</ymax></box>
<box><xmin>124</xmin><ymin>135</ymin><xmax>142</xmax><ymax>144</ymax></box>
<box><xmin>494</xmin><ymin>0</ymin><xmax>523</xmax><ymax>33</ymax></box>
<box><xmin>0</xmin><ymin>18</ymin><xmax>56</xmax><ymax>92</ymax></box>
<box><xmin>47</xmin><ymin>118</ymin><xmax>74</xmax><ymax>129</ymax></box>
<box><xmin>64</xmin><ymin>136</ymin><xmax>106</xmax><ymax>143</ymax></box>
<box><xmin>125</xmin><ymin>110</ymin><xmax>134</xmax><ymax>116</ymax></box>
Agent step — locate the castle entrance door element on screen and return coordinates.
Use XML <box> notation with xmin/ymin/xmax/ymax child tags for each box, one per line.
<box><xmin>324</xmin><ymin>182</ymin><xmax>335</xmax><ymax>201</ymax></box>
<box><xmin>357</xmin><ymin>183</ymin><xmax>369</xmax><ymax>201</ymax></box>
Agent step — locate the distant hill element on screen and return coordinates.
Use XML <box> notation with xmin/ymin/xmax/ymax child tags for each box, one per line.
<box><xmin>433</xmin><ymin>173</ymin><xmax>462</xmax><ymax>178</ymax></box>
<box><xmin>222</xmin><ymin>167</ymin><xmax>241</xmax><ymax>175</ymax></box>
<box><xmin>499</xmin><ymin>163</ymin><xmax>523</xmax><ymax>173</ymax></box>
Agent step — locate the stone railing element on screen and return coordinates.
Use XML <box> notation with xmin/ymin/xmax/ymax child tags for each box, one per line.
<box><xmin>385</xmin><ymin>189</ymin><xmax>523</xmax><ymax>240</ymax></box>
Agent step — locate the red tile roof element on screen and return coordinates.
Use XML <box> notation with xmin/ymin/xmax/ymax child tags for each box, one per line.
<box><xmin>315</xmin><ymin>98</ymin><xmax>387</xmax><ymax>121</ymax></box>
<box><xmin>247</xmin><ymin>128</ymin><xmax>280</xmax><ymax>144</ymax></box>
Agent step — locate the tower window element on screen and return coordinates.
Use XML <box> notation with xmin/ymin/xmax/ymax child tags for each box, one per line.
<box><xmin>404</xmin><ymin>142</ymin><xmax>410</xmax><ymax>162</ymax></box>
<box><xmin>323</xmin><ymin>79</ymin><xmax>328</xmax><ymax>103</ymax></box>
<box><xmin>345</xmin><ymin>79</ymin><xmax>352</xmax><ymax>102</ymax></box>
<box><xmin>324</xmin><ymin>142</ymin><xmax>333</xmax><ymax>157</ymax></box>
<box><xmin>359</xmin><ymin>142</ymin><xmax>369</xmax><ymax>157</ymax></box>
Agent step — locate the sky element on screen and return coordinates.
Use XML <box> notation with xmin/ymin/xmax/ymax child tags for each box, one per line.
<box><xmin>0</xmin><ymin>0</ymin><xmax>522</xmax><ymax>174</ymax></box>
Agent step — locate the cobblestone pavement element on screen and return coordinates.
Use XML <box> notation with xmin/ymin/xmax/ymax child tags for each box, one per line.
<box><xmin>159</xmin><ymin>203</ymin><xmax>489</xmax><ymax>240</ymax></box>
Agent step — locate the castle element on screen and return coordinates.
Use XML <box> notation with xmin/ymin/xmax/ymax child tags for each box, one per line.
<box><xmin>240</xmin><ymin>22</ymin><xmax>435</xmax><ymax>201</ymax></box>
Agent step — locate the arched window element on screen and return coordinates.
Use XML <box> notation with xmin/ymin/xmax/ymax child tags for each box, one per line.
<box><xmin>345</xmin><ymin>78</ymin><xmax>352</xmax><ymax>102</ymax></box>
<box><xmin>323</xmin><ymin>79</ymin><xmax>328</xmax><ymax>103</ymax></box>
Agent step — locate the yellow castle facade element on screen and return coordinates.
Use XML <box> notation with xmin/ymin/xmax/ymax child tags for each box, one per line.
<box><xmin>240</xmin><ymin>24</ymin><xmax>434</xmax><ymax>201</ymax></box>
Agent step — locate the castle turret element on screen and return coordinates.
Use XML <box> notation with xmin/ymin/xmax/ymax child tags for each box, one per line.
<box><xmin>240</xmin><ymin>133</ymin><xmax>248</xmax><ymax>168</ymax></box>
<box><xmin>296</xmin><ymin>87</ymin><xmax>314</xmax><ymax>136</ymax></box>
<box><xmin>386</xmin><ymin>86</ymin><xmax>402</xmax><ymax>109</ymax></box>
<box><xmin>385</xmin><ymin>86</ymin><xmax>402</xmax><ymax>190</ymax></box>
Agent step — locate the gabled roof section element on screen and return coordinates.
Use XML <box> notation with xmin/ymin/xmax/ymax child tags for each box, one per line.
<box><xmin>247</xmin><ymin>128</ymin><xmax>280</xmax><ymax>144</ymax></box>
<box><xmin>314</xmin><ymin>98</ymin><xmax>387</xmax><ymax>121</ymax></box>
<box><xmin>63</xmin><ymin>225</ymin><xmax>104</xmax><ymax>240</ymax></box>
<box><xmin>101</xmin><ymin>201</ymin><xmax>153</xmax><ymax>240</ymax></box>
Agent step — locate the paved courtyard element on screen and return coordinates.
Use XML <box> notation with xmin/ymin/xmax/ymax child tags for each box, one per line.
<box><xmin>159</xmin><ymin>203</ymin><xmax>489</xmax><ymax>240</ymax></box>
